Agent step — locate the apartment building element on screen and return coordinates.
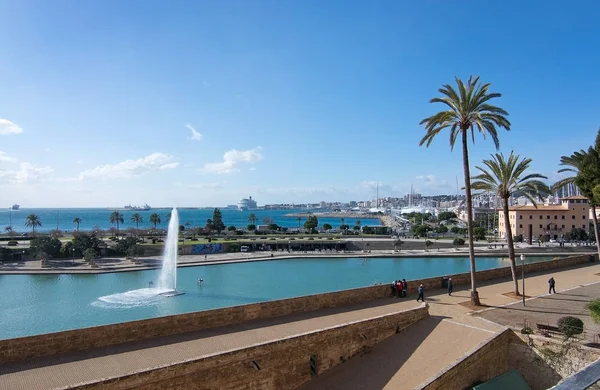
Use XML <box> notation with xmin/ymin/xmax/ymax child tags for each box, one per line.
<box><xmin>498</xmin><ymin>196</ymin><xmax>590</xmax><ymax>241</ymax></box>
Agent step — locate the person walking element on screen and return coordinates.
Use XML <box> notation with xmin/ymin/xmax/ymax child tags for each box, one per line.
<box><xmin>391</xmin><ymin>280</ymin><xmax>398</xmax><ymax>297</ymax></box>
<box><xmin>402</xmin><ymin>278</ymin><xmax>407</xmax><ymax>298</ymax></box>
<box><xmin>397</xmin><ymin>280</ymin><xmax>404</xmax><ymax>298</ymax></box>
<box><xmin>548</xmin><ymin>277</ymin><xmax>556</xmax><ymax>294</ymax></box>
<box><xmin>417</xmin><ymin>284</ymin><xmax>425</xmax><ymax>302</ymax></box>
<box><xmin>448</xmin><ymin>278</ymin><xmax>453</xmax><ymax>296</ymax></box>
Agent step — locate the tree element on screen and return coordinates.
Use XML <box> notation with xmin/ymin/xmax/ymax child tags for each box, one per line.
<box><xmin>356</xmin><ymin>219</ymin><xmax>361</xmax><ymax>227</ymax></box>
<box><xmin>420</xmin><ymin>76</ymin><xmax>511</xmax><ymax>305</ymax></box>
<box><xmin>227</xmin><ymin>225</ymin><xmax>237</xmax><ymax>232</ymax></box>
<box><xmin>25</xmin><ymin>214</ymin><xmax>42</xmax><ymax>234</ymax></box>
<box><xmin>554</xmin><ymin>129</ymin><xmax>600</xmax><ymax>260</ymax></box>
<box><xmin>73</xmin><ymin>217</ymin><xmax>82</xmax><ymax>232</ymax></box>
<box><xmin>72</xmin><ymin>233</ymin><xmax>102</xmax><ymax>257</ymax></box>
<box><xmin>473</xmin><ymin>227</ymin><xmax>487</xmax><ymax>241</ymax></box>
<box><xmin>247</xmin><ymin>224</ymin><xmax>256</xmax><ymax>231</ymax></box>
<box><xmin>587</xmin><ymin>298</ymin><xmax>600</xmax><ymax>324</ymax></box>
<box><xmin>114</xmin><ymin>237</ymin><xmax>138</xmax><ymax>255</ymax></box>
<box><xmin>130</xmin><ymin>213</ymin><xmax>143</xmax><ymax>231</ymax></box>
<box><xmin>205</xmin><ymin>219</ymin><xmax>214</xmax><ymax>235</ymax></box>
<box><xmin>83</xmin><ymin>248</ymin><xmax>98</xmax><ymax>261</ymax></box>
<box><xmin>297</xmin><ymin>217</ymin><xmax>302</xmax><ymax>229</ymax></box>
<box><xmin>435</xmin><ymin>225</ymin><xmax>449</xmax><ymax>234</ymax></box>
<box><xmin>149</xmin><ymin>213</ymin><xmax>161</xmax><ymax>229</ymax></box>
<box><xmin>268</xmin><ymin>223</ymin><xmax>279</xmax><ymax>231</ymax></box>
<box><xmin>322</xmin><ymin>223</ymin><xmax>332</xmax><ymax>231</ymax></box>
<box><xmin>471</xmin><ymin>152</ymin><xmax>550</xmax><ymax>295</ymax></box>
<box><xmin>557</xmin><ymin>316</ymin><xmax>584</xmax><ymax>338</ymax></box>
<box><xmin>567</xmin><ymin>228</ymin><xmax>588</xmax><ymax>241</ymax></box>
<box><xmin>425</xmin><ymin>240</ymin><xmax>433</xmax><ymax>250</ymax></box>
<box><xmin>212</xmin><ymin>208</ymin><xmax>226</xmax><ymax>233</ymax></box>
<box><xmin>393</xmin><ymin>239</ymin><xmax>403</xmax><ymax>251</ymax></box>
<box><xmin>413</xmin><ymin>225</ymin><xmax>429</xmax><ymax>238</ymax></box>
<box><xmin>109</xmin><ymin>211</ymin><xmax>124</xmax><ymax>234</ymax></box>
<box><xmin>30</xmin><ymin>236</ymin><xmax>62</xmax><ymax>258</ymax></box>
<box><xmin>303</xmin><ymin>215</ymin><xmax>319</xmax><ymax>233</ymax></box>
<box><xmin>248</xmin><ymin>213</ymin><xmax>258</xmax><ymax>225</ymax></box>
<box><xmin>340</xmin><ymin>224</ymin><xmax>350</xmax><ymax>232</ymax></box>
<box><xmin>438</xmin><ymin>211</ymin><xmax>457</xmax><ymax>221</ymax></box>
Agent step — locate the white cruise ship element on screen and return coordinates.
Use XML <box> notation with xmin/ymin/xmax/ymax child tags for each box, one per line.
<box><xmin>237</xmin><ymin>196</ymin><xmax>258</xmax><ymax>211</ymax></box>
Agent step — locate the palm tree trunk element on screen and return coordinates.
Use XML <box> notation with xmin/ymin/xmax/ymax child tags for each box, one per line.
<box><xmin>592</xmin><ymin>205</ymin><xmax>600</xmax><ymax>261</ymax></box>
<box><xmin>462</xmin><ymin>130</ymin><xmax>480</xmax><ymax>305</ymax></box>
<box><xmin>502</xmin><ymin>197</ymin><xmax>519</xmax><ymax>295</ymax></box>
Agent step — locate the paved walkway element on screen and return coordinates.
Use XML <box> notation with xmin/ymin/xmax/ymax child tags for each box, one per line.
<box><xmin>302</xmin><ymin>262</ymin><xmax>600</xmax><ymax>389</ymax></box>
<box><xmin>2</xmin><ymin>262</ymin><xmax>600</xmax><ymax>389</ymax></box>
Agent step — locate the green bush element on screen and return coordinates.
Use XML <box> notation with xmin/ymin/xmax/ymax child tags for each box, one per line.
<box><xmin>588</xmin><ymin>299</ymin><xmax>600</xmax><ymax>324</ymax></box>
<box><xmin>453</xmin><ymin>238</ymin><xmax>465</xmax><ymax>246</ymax></box>
<box><xmin>557</xmin><ymin>316</ymin><xmax>584</xmax><ymax>337</ymax></box>
<box><xmin>521</xmin><ymin>326</ymin><xmax>533</xmax><ymax>335</ymax></box>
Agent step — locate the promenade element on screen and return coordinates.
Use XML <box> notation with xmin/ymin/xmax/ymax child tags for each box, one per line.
<box><xmin>2</xmin><ymin>259</ymin><xmax>600</xmax><ymax>389</ymax></box>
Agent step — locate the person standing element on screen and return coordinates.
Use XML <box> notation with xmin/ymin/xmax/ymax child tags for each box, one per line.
<box><xmin>397</xmin><ymin>280</ymin><xmax>404</xmax><ymax>298</ymax></box>
<box><xmin>548</xmin><ymin>277</ymin><xmax>556</xmax><ymax>294</ymax></box>
<box><xmin>417</xmin><ymin>284</ymin><xmax>425</xmax><ymax>302</ymax></box>
<box><xmin>448</xmin><ymin>278</ymin><xmax>453</xmax><ymax>296</ymax></box>
<box><xmin>402</xmin><ymin>278</ymin><xmax>408</xmax><ymax>298</ymax></box>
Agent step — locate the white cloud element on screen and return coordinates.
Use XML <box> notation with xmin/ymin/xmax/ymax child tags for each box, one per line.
<box><xmin>0</xmin><ymin>151</ymin><xmax>15</xmax><ymax>162</ymax></box>
<box><xmin>72</xmin><ymin>152</ymin><xmax>179</xmax><ymax>180</ymax></box>
<box><xmin>415</xmin><ymin>174</ymin><xmax>452</xmax><ymax>191</ymax></box>
<box><xmin>0</xmin><ymin>162</ymin><xmax>53</xmax><ymax>184</ymax></box>
<box><xmin>200</xmin><ymin>147</ymin><xmax>263</xmax><ymax>174</ymax></box>
<box><xmin>0</xmin><ymin>119</ymin><xmax>23</xmax><ymax>135</ymax></box>
<box><xmin>186</xmin><ymin>124</ymin><xmax>203</xmax><ymax>141</ymax></box>
<box><xmin>187</xmin><ymin>183</ymin><xmax>224</xmax><ymax>191</ymax></box>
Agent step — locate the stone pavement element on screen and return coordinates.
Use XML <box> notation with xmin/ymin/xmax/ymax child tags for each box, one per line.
<box><xmin>302</xmin><ymin>262</ymin><xmax>600</xmax><ymax>389</ymax></box>
<box><xmin>3</xmin><ymin>261</ymin><xmax>600</xmax><ymax>389</ymax></box>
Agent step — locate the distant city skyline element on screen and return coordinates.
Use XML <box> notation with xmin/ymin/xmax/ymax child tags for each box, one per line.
<box><xmin>0</xmin><ymin>1</ymin><xmax>599</xmax><ymax>207</ymax></box>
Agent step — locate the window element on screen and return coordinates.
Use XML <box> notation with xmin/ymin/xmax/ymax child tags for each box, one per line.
<box><xmin>539</xmin><ymin>215</ymin><xmax>543</xmax><ymax>219</ymax></box>
<box><xmin>583</xmin><ymin>215</ymin><xmax>587</xmax><ymax>219</ymax></box>
<box><xmin>562</xmin><ymin>216</ymin><xmax>565</xmax><ymax>219</ymax></box>
<box><xmin>554</xmin><ymin>215</ymin><xmax>558</xmax><ymax>219</ymax></box>
<box><xmin>529</xmin><ymin>215</ymin><xmax>533</xmax><ymax>219</ymax></box>
<box><xmin>562</xmin><ymin>225</ymin><xmax>565</xmax><ymax>228</ymax></box>
<box><xmin>519</xmin><ymin>215</ymin><xmax>522</xmax><ymax>219</ymax></box>
<box><xmin>583</xmin><ymin>199</ymin><xmax>588</xmax><ymax>203</ymax></box>
<box><xmin>572</xmin><ymin>215</ymin><xmax>576</xmax><ymax>219</ymax></box>
<box><xmin>519</xmin><ymin>224</ymin><xmax>523</xmax><ymax>228</ymax></box>
<box><xmin>539</xmin><ymin>224</ymin><xmax>543</xmax><ymax>228</ymax></box>
<box><xmin>547</xmin><ymin>215</ymin><xmax>550</xmax><ymax>219</ymax></box>
<box><xmin>572</xmin><ymin>225</ymin><xmax>576</xmax><ymax>229</ymax></box>
<box><xmin>583</xmin><ymin>225</ymin><xmax>586</xmax><ymax>229</ymax></box>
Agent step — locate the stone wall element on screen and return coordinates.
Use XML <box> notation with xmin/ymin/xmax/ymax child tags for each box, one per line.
<box><xmin>419</xmin><ymin>329</ymin><xmax>513</xmax><ymax>390</ymax></box>
<box><xmin>0</xmin><ymin>254</ymin><xmax>592</xmax><ymax>365</ymax></box>
<box><xmin>78</xmin><ymin>305</ymin><xmax>429</xmax><ymax>389</ymax></box>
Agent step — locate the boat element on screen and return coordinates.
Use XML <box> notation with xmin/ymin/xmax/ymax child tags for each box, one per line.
<box><xmin>237</xmin><ymin>196</ymin><xmax>258</xmax><ymax>211</ymax></box>
<box><xmin>10</xmin><ymin>204</ymin><xmax>19</xmax><ymax>210</ymax></box>
<box><xmin>123</xmin><ymin>203</ymin><xmax>151</xmax><ymax>211</ymax></box>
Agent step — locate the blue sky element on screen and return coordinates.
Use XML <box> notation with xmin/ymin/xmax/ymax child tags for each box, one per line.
<box><xmin>0</xmin><ymin>0</ymin><xmax>599</xmax><ymax>207</ymax></box>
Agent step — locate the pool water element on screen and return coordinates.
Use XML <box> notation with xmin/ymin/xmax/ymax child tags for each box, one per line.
<box><xmin>0</xmin><ymin>255</ymin><xmax>553</xmax><ymax>340</ymax></box>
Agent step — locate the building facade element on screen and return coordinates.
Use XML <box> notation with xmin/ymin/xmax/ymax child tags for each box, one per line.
<box><xmin>498</xmin><ymin>196</ymin><xmax>590</xmax><ymax>241</ymax></box>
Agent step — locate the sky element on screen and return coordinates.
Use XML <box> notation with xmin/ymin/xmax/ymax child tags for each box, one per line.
<box><xmin>0</xmin><ymin>0</ymin><xmax>599</xmax><ymax>208</ymax></box>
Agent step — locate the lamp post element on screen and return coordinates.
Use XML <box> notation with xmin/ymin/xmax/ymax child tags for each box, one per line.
<box><xmin>72</xmin><ymin>247</ymin><xmax>75</xmax><ymax>265</ymax></box>
<box><xmin>520</xmin><ymin>254</ymin><xmax>526</xmax><ymax>306</ymax></box>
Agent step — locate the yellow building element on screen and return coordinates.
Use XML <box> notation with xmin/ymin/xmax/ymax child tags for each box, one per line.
<box><xmin>498</xmin><ymin>196</ymin><xmax>590</xmax><ymax>241</ymax></box>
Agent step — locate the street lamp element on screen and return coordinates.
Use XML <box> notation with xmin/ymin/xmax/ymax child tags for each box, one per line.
<box><xmin>520</xmin><ymin>254</ymin><xmax>526</xmax><ymax>306</ymax></box>
<box><xmin>72</xmin><ymin>247</ymin><xmax>75</xmax><ymax>265</ymax></box>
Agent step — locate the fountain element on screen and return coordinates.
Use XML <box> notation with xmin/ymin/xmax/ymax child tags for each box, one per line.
<box><xmin>95</xmin><ymin>207</ymin><xmax>183</xmax><ymax>307</ymax></box>
<box><xmin>157</xmin><ymin>208</ymin><xmax>184</xmax><ymax>296</ymax></box>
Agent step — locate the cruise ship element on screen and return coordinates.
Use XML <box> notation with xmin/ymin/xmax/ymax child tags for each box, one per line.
<box><xmin>124</xmin><ymin>203</ymin><xmax>151</xmax><ymax>211</ymax></box>
<box><xmin>237</xmin><ymin>196</ymin><xmax>258</xmax><ymax>211</ymax></box>
<box><xmin>11</xmin><ymin>204</ymin><xmax>19</xmax><ymax>210</ymax></box>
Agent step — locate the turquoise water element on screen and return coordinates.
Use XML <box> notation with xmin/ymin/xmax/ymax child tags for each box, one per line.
<box><xmin>0</xmin><ymin>255</ymin><xmax>554</xmax><ymax>340</ymax></box>
<box><xmin>0</xmin><ymin>208</ymin><xmax>378</xmax><ymax>233</ymax></box>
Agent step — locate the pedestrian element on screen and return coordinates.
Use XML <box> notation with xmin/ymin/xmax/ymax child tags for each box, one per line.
<box><xmin>402</xmin><ymin>278</ymin><xmax>407</xmax><ymax>298</ymax></box>
<box><xmin>448</xmin><ymin>278</ymin><xmax>453</xmax><ymax>296</ymax></box>
<box><xmin>391</xmin><ymin>280</ymin><xmax>398</xmax><ymax>297</ymax></box>
<box><xmin>397</xmin><ymin>280</ymin><xmax>404</xmax><ymax>298</ymax></box>
<box><xmin>548</xmin><ymin>277</ymin><xmax>556</xmax><ymax>294</ymax></box>
<box><xmin>417</xmin><ymin>284</ymin><xmax>425</xmax><ymax>302</ymax></box>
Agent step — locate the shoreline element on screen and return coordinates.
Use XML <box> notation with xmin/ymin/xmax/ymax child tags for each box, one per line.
<box><xmin>0</xmin><ymin>247</ymin><xmax>593</xmax><ymax>275</ymax></box>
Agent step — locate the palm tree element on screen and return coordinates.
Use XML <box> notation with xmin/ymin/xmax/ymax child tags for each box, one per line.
<box><xmin>109</xmin><ymin>211</ymin><xmax>124</xmax><ymax>234</ymax></box>
<box><xmin>248</xmin><ymin>213</ymin><xmax>257</xmax><ymax>226</ymax></box>
<box><xmin>297</xmin><ymin>217</ymin><xmax>302</xmax><ymax>229</ymax></box>
<box><xmin>471</xmin><ymin>152</ymin><xmax>550</xmax><ymax>295</ymax></box>
<box><xmin>419</xmin><ymin>75</ymin><xmax>511</xmax><ymax>305</ymax></box>
<box><xmin>25</xmin><ymin>214</ymin><xmax>42</xmax><ymax>233</ymax></box>
<box><xmin>554</xmin><ymin>130</ymin><xmax>600</xmax><ymax>260</ymax></box>
<box><xmin>149</xmin><ymin>213</ymin><xmax>161</xmax><ymax>229</ymax></box>
<box><xmin>73</xmin><ymin>217</ymin><xmax>82</xmax><ymax>232</ymax></box>
<box><xmin>130</xmin><ymin>213</ymin><xmax>143</xmax><ymax>230</ymax></box>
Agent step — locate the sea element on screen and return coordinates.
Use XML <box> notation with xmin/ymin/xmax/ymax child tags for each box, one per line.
<box><xmin>1</xmin><ymin>208</ymin><xmax>381</xmax><ymax>234</ymax></box>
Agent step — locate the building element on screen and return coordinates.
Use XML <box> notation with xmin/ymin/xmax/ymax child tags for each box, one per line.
<box><xmin>498</xmin><ymin>196</ymin><xmax>591</xmax><ymax>241</ymax></box>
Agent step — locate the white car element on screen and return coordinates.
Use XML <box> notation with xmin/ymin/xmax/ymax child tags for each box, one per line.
<box><xmin>549</xmin><ymin>239</ymin><xmax>557</xmax><ymax>243</ymax></box>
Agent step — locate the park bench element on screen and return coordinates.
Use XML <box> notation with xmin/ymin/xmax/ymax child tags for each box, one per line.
<box><xmin>536</xmin><ymin>323</ymin><xmax>562</xmax><ymax>337</ymax></box>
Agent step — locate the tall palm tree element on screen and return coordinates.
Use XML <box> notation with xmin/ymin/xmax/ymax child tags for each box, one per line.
<box><xmin>248</xmin><ymin>213</ymin><xmax>257</xmax><ymax>226</ymax></box>
<box><xmin>25</xmin><ymin>214</ymin><xmax>42</xmax><ymax>233</ymax></box>
<box><xmin>130</xmin><ymin>213</ymin><xmax>143</xmax><ymax>230</ymax></box>
<box><xmin>471</xmin><ymin>152</ymin><xmax>550</xmax><ymax>295</ymax></box>
<box><xmin>297</xmin><ymin>217</ymin><xmax>302</xmax><ymax>229</ymax></box>
<box><xmin>109</xmin><ymin>211</ymin><xmax>124</xmax><ymax>234</ymax></box>
<box><xmin>554</xmin><ymin>130</ymin><xmax>600</xmax><ymax>260</ymax></box>
<box><xmin>149</xmin><ymin>213</ymin><xmax>161</xmax><ymax>229</ymax></box>
<box><xmin>73</xmin><ymin>217</ymin><xmax>82</xmax><ymax>232</ymax></box>
<box><xmin>419</xmin><ymin>75</ymin><xmax>511</xmax><ymax>305</ymax></box>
